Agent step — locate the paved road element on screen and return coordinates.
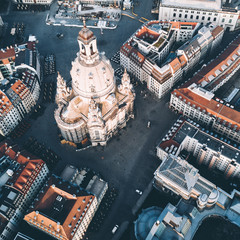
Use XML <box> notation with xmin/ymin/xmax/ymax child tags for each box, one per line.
<box><xmin>1</xmin><ymin>2</ymin><xmax>179</xmax><ymax>240</ymax></box>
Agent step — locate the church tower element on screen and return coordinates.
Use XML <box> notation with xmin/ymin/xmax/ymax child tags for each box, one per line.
<box><xmin>77</xmin><ymin>20</ymin><xmax>99</xmax><ymax>65</ymax></box>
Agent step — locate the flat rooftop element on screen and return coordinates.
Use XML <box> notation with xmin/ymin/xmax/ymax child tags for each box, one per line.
<box><xmin>161</xmin><ymin>0</ymin><xmax>222</xmax><ymax>11</ymax></box>
<box><xmin>173</xmin><ymin>121</ymin><xmax>240</xmax><ymax>163</ymax></box>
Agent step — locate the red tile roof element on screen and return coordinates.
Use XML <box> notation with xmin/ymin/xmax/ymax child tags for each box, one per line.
<box><xmin>173</xmin><ymin>87</ymin><xmax>240</xmax><ymax>131</ymax></box>
<box><xmin>169</xmin><ymin>57</ymin><xmax>181</xmax><ymax>74</ymax></box>
<box><xmin>0</xmin><ymin>90</ymin><xmax>13</xmax><ymax>117</ymax></box>
<box><xmin>24</xmin><ymin>176</ymin><xmax>95</xmax><ymax>240</ymax></box>
<box><xmin>12</xmin><ymin>159</ymin><xmax>45</xmax><ymax>195</ymax></box>
<box><xmin>170</xmin><ymin>21</ymin><xmax>198</xmax><ymax>30</ymax></box>
<box><xmin>0</xmin><ymin>141</ymin><xmax>47</xmax><ymax>195</ymax></box>
<box><xmin>135</xmin><ymin>25</ymin><xmax>160</xmax><ymax>41</ymax></box>
<box><xmin>11</xmin><ymin>79</ymin><xmax>29</xmax><ymax>100</ymax></box>
<box><xmin>0</xmin><ymin>47</ymin><xmax>15</xmax><ymax>61</ymax></box>
<box><xmin>183</xmin><ymin>34</ymin><xmax>240</xmax><ymax>89</ymax></box>
<box><xmin>120</xmin><ymin>42</ymin><xmax>133</xmax><ymax>57</ymax></box>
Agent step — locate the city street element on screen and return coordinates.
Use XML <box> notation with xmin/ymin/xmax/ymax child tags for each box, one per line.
<box><xmin>1</xmin><ymin>2</ymin><xmax>179</xmax><ymax>240</ymax></box>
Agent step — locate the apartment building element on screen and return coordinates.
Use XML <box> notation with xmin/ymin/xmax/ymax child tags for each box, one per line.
<box><xmin>24</xmin><ymin>175</ymin><xmax>98</xmax><ymax>240</ymax></box>
<box><xmin>0</xmin><ymin>90</ymin><xmax>21</xmax><ymax>136</ymax></box>
<box><xmin>183</xmin><ymin>33</ymin><xmax>240</xmax><ymax>92</ymax></box>
<box><xmin>12</xmin><ymin>0</ymin><xmax>53</xmax><ymax>5</ymax></box>
<box><xmin>159</xmin><ymin>0</ymin><xmax>240</xmax><ymax>31</ymax></box>
<box><xmin>0</xmin><ymin>141</ymin><xmax>49</xmax><ymax>240</ymax></box>
<box><xmin>0</xmin><ymin>36</ymin><xmax>41</xmax><ymax>136</ymax></box>
<box><xmin>170</xmin><ymin>83</ymin><xmax>240</xmax><ymax>143</ymax></box>
<box><xmin>120</xmin><ymin>20</ymin><xmax>223</xmax><ymax>98</ymax></box>
<box><xmin>157</xmin><ymin>118</ymin><xmax>240</xmax><ymax>178</ymax></box>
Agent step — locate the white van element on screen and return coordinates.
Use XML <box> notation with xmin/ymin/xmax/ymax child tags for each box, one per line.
<box><xmin>112</xmin><ymin>224</ymin><xmax>119</xmax><ymax>234</ymax></box>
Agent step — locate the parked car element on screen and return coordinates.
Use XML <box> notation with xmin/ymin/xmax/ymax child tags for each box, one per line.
<box><xmin>57</xmin><ymin>33</ymin><xmax>64</xmax><ymax>39</ymax></box>
<box><xmin>136</xmin><ymin>189</ymin><xmax>142</xmax><ymax>195</ymax></box>
<box><xmin>112</xmin><ymin>224</ymin><xmax>119</xmax><ymax>234</ymax></box>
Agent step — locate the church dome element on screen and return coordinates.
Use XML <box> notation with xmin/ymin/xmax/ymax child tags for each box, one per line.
<box><xmin>72</xmin><ymin>26</ymin><xmax>115</xmax><ymax>101</ymax></box>
<box><xmin>71</xmin><ymin>55</ymin><xmax>115</xmax><ymax>100</ymax></box>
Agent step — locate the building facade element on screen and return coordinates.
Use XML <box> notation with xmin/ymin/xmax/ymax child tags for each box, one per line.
<box><xmin>169</xmin><ymin>34</ymin><xmax>240</xmax><ymax>145</ymax></box>
<box><xmin>182</xmin><ymin>33</ymin><xmax>240</xmax><ymax>92</ymax></box>
<box><xmin>12</xmin><ymin>0</ymin><xmax>53</xmax><ymax>5</ymax></box>
<box><xmin>120</xmin><ymin>20</ymin><xmax>223</xmax><ymax>98</ymax></box>
<box><xmin>170</xmin><ymin>84</ymin><xmax>240</xmax><ymax>143</ymax></box>
<box><xmin>55</xmin><ymin>24</ymin><xmax>135</xmax><ymax>146</ymax></box>
<box><xmin>157</xmin><ymin>118</ymin><xmax>240</xmax><ymax>178</ymax></box>
<box><xmin>0</xmin><ymin>36</ymin><xmax>41</xmax><ymax>136</ymax></box>
<box><xmin>159</xmin><ymin>0</ymin><xmax>240</xmax><ymax>31</ymax></box>
<box><xmin>0</xmin><ymin>141</ymin><xmax>49</xmax><ymax>240</ymax></box>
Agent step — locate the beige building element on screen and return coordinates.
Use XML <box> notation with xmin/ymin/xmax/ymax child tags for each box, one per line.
<box><xmin>159</xmin><ymin>0</ymin><xmax>240</xmax><ymax>31</ymax></box>
<box><xmin>55</xmin><ymin>24</ymin><xmax>135</xmax><ymax>146</ymax></box>
<box><xmin>170</xmin><ymin>84</ymin><xmax>240</xmax><ymax>143</ymax></box>
<box><xmin>12</xmin><ymin>0</ymin><xmax>53</xmax><ymax>5</ymax></box>
<box><xmin>120</xmin><ymin>20</ymin><xmax>223</xmax><ymax>98</ymax></box>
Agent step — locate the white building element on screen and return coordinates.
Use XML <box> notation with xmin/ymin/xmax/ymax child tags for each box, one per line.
<box><xmin>159</xmin><ymin>0</ymin><xmax>240</xmax><ymax>31</ymax></box>
<box><xmin>154</xmin><ymin>154</ymin><xmax>219</xmax><ymax>209</ymax></box>
<box><xmin>182</xmin><ymin>33</ymin><xmax>240</xmax><ymax>92</ymax></box>
<box><xmin>157</xmin><ymin>118</ymin><xmax>240</xmax><ymax>178</ymax></box>
<box><xmin>169</xmin><ymin>34</ymin><xmax>240</xmax><ymax>144</ymax></box>
<box><xmin>0</xmin><ymin>37</ymin><xmax>41</xmax><ymax>136</ymax></box>
<box><xmin>76</xmin><ymin>0</ymin><xmax>121</xmax><ymax>6</ymax></box>
<box><xmin>12</xmin><ymin>0</ymin><xmax>53</xmax><ymax>5</ymax></box>
<box><xmin>170</xmin><ymin>84</ymin><xmax>240</xmax><ymax>143</ymax></box>
<box><xmin>120</xmin><ymin>20</ymin><xmax>223</xmax><ymax>98</ymax></box>
<box><xmin>55</xmin><ymin>24</ymin><xmax>135</xmax><ymax>146</ymax></box>
<box><xmin>123</xmin><ymin>0</ymin><xmax>132</xmax><ymax>9</ymax></box>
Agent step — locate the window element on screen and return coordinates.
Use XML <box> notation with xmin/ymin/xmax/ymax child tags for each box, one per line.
<box><xmin>179</xmin><ymin>14</ymin><xmax>182</xmax><ymax>17</ymax></box>
<box><xmin>213</xmin><ymin>17</ymin><xmax>216</xmax><ymax>21</ymax></box>
<box><xmin>229</xmin><ymin>19</ymin><xmax>232</xmax><ymax>23</ymax></box>
<box><xmin>202</xmin><ymin>16</ymin><xmax>205</xmax><ymax>20</ymax></box>
<box><xmin>208</xmin><ymin>17</ymin><xmax>211</xmax><ymax>21</ymax></box>
<box><xmin>222</xmin><ymin>18</ymin><xmax>225</xmax><ymax>22</ymax></box>
<box><xmin>196</xmin><ymin>15</ymin><xmax>199</xmax><ymax>20</ymax></box>
<box><xmin>173</xmin><ymin>13</ymin><xmax>176</xmax><ymax>17</ymax></box>
<box><xmin>185</xmin><ymin>14</ymin><xmax>188</xmax><ymax>18</ymax></box>
<box><xmin>190</xmin><ymin>15</ymin><xmax>193</xmax><ymax>19</ymax></box>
